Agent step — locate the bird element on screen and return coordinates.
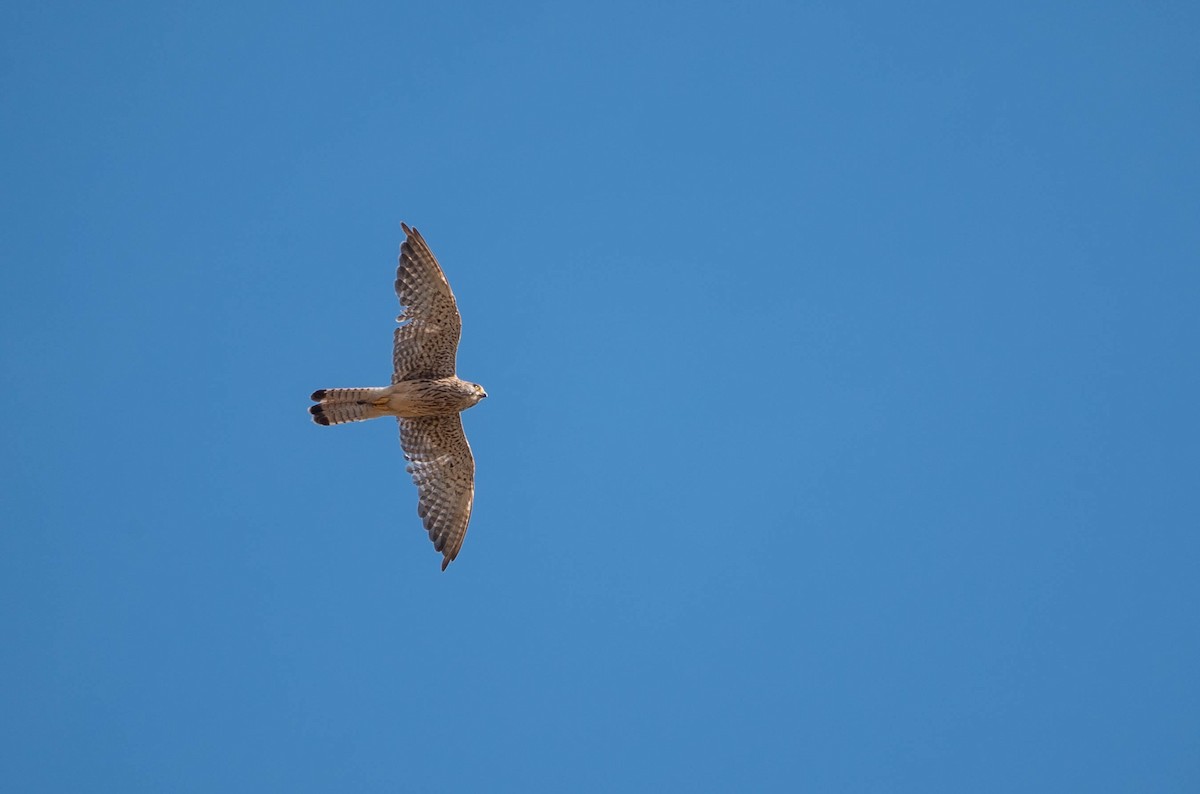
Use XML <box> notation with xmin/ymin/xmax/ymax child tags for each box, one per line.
<box><xmin>309</xmin><ymin>224</ymin><xmax>486</xmax><ymax>570</ymax></box>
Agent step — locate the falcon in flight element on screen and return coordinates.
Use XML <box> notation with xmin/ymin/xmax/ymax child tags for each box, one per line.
<box><xmin>309</xmin><ymin>224</ymin><xmax>486</xmax><ymax>570</ymax></box>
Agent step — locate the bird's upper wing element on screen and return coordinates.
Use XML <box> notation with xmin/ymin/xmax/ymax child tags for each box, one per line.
<box><xmin>393</xmin><ymin>223</ymin><xmax>463</xmax><ymax>382</ymax></box>
<box><xmin>398</xmin><ymin>414</ymin><xmax>476</xmax><ymax>570</ymax></box>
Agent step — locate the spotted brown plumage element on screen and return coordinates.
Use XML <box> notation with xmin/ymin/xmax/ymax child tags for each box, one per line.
<box><xmin>399</xmin><ymin>414</ymin><xmax>475</xmax><ymax>567</ymax></box>
<box><xmin>309</xmin><ymin>224</ymin><xmax>486</xmax><ymax>570</ymax></box>
<box><xmin>393</xmin><ymin>223</ymin><xmax>462</xmax><ymax>382</ymax></box>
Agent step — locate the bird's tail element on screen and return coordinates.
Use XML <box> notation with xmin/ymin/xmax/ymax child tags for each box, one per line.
<box><xmin>309</xmin><ymin>387</ymin><xmax>390</xmax><ymax>426</ymax></box>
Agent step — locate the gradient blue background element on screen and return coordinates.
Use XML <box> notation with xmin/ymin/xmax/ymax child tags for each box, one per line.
<box><xmin>3</xmin><ymin>2</ymin><xmax>1198</xmax><ymax>791</ymax></box>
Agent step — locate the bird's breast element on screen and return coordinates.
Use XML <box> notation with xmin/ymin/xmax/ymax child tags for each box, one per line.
<box><xmin>385</xmin><ymin>378</ymin><xmax>475</xmax><ymax>417</ymax></box>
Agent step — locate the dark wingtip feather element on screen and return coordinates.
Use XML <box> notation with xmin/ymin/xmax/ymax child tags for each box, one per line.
<box><xmin>310</xmin><ymin>389</ymin><xmax>326</xmax><ymax>401</ymax></box>
<box><xmin>309</xmin><ymin>405</ymin><xmax>329</xmax><ymax>425</ymax></box>
<box><xmin>441</xmin><ymin>556</ymin><xmax>450</xmax><ymax>571</ymax></box>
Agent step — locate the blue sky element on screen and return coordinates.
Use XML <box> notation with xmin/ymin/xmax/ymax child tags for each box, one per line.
<box><xmin>3</xmin><ymin>1</ymin><xmax>1198</xmax><ymax>791</ymax></box>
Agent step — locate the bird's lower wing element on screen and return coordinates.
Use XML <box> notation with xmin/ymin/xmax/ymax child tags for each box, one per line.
<box><xmin>398</xmin><ymin>414</ymin><xmax>476</xmax><ymax>570</ymax></box>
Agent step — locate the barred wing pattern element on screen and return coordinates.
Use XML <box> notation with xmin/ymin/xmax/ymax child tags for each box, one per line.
<box><xmin>399</xmin><ymin>414</ymin><xmax>476</xmax><ymax>571</ymax></box>
<box><xmin>393</xmin><ymin>223</ymin><xmax>463</xmax><ymax>383</ymax></box>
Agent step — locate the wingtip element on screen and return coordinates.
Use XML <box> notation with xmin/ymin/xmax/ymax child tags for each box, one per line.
<box><xmin>401</xmin><ymin>222</ymin><xmax>413</xmax><ymax>237</ymax></box>
<box><xmin>441</xmin><ymin>556</ymin><xmax>451</xmax><ymax>572</ymax></box>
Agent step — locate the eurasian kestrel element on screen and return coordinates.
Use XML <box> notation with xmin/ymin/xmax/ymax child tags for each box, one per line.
<box><xmin>309</xmin><ymin>224</ymin><xmax>486</xmax><ymax>570</ymax></box>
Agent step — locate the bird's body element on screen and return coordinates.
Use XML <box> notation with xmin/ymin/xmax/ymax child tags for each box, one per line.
<box><xmin>311</xmin><ymin>379</ymin><xmax>484</xmax><ymax>423</ymax></box>
<box><xmin>309</xmin><ymin>224</ymin><xmax>485</xmax><ymax>570</ymax></box>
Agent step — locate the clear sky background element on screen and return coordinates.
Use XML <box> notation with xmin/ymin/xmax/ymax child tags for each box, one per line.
<box><xmin>3</xmin><ymin>2</ymin><xmax>1198</xmax><ymax>791</ymax></box>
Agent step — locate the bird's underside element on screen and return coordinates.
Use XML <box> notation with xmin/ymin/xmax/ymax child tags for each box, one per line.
<box><xmin>309</xmin><ymin>224</ymin><xmax>485</xmax><ymax>571</ymax></box>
